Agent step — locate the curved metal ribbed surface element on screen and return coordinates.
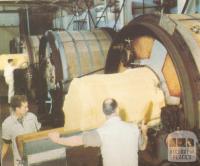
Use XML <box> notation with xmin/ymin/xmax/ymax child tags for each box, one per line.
<box><xmin>105</xmin><ymin>14</ymin><xmax>200</xmax><ymax>129</ymax></box>
<box><xmin>40</xmin><ymin>28</ymin><xmax>115</xmax><ymax>92</ymax></box>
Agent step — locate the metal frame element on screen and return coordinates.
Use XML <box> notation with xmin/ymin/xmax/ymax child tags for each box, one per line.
<box><xmin>66</xmin><ymin>0</ymin><xmax>97</xmax><ymax>31</ymax></box>
<box><xmin>131</xmin><ymin>0</ymin><xmax>163</xmax><ymax>15</ymax></box>
<box><xmin>113</xmin><ymin>0</ymin><xmax>126</xmax><ymax>30</ymax></box>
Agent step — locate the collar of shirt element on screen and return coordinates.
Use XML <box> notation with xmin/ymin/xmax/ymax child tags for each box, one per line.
<box><xmin>11</xmin><ymin>112</ymin><xmax>24</xmax><ymax>124</ymax></box>
<box><xmin>105</xmin><ymin>116</ymin><xmax>121</xmax><ymax>125</ymax></box>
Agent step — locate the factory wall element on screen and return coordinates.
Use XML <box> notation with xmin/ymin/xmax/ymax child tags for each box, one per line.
<box><xmin>0</xmin><ymin>13</ymin><xmax>20</xmax><ymax>54</ymax></box>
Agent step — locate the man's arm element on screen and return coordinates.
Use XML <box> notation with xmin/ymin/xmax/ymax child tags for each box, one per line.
<box><xmin>32</xmin><ymin>113</ymin><xmax>41</xmax><ymax>131</ymax></box>
<box><xmin>1</xmin><ymin>122</ymin><xmax>12</xmax><ymax>161</ymax></box>
<box><xmin>48</xmin><ymin>132</ymin><xmax>83</xmax><ymax>147</ymax></box>
<box><xmin>1</xmin><ymin>142</ymin><xmax>10</xmax><ymax>161</ymax></box>
<box><xmin>16</xmin><ymin>60</ymin><xmax>28</xmax><ymax>69</ymax></box>
<box><xmin>139</xmin><ymin>120</ymin><xmax>148</xmax><ymax>150</ymax></box>
<box><xmin>48</xmin><ymin>130</ymin><xmax>101</xmax><ymax>147</ymax></box>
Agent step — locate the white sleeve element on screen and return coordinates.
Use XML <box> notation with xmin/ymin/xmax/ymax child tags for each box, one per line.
<box><xmin>30</xmin><ymin>113</ymin><xmax>41</xmax><ymax>131</ymax></box>
<box><xmin>34</xmin><ymin>116</ymin><xmax>41</xmax><ymax>131</ymax></box>
<box><xmin>2</xmin><ymin>122</ymin><xmax>12</xmax><ymax>141</ymax></box>
<box><xmin>82</xmin><ymin>130</ymin><xmax>102</xmax><ymax>147</ymax></box>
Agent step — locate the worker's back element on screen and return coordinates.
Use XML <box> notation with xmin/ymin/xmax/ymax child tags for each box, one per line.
<box><xmin>97</xmin><ymin>116</ymin><xmax>140</xmax><ymax>166</ymax></box>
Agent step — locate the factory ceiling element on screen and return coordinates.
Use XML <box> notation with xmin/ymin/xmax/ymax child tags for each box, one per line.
<box><xmin>0</xmin><ymin>0</ymin><xmax>106</xmax><ymax>8</ymax></box>
<box><xmin>0</xmin><ymin>0</ymin><xmax>109</xmax><ymax>13</ymax></box>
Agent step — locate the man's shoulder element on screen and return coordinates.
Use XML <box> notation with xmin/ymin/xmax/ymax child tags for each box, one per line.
<box><xmin>126</xmin><ymin>122</ymin><xmax>138</xmax><ymax>128</ymax></box>
<box><xmin>110</xmin><ymin>121</ymin><xmax>139</xmax><ymax>136</ymax></box>
<box><xmin>123</xmin><ymin>121</ymin><xmax>139</xmax><ymax>131</ymax></box>
<box><xmin>2</xmin><ymin>116</ymin><xmax>14</xmax><ymax>127</ymax></box>
<box><xmin>98</xmin><ymin>120</ymin><xmax>139</xmax><ymax>132</ymax></box>
<box><xmin>4</xmin><ymin>65</ymin><xmax>13</xmax><ymax>71</ymax></box>
<box><xmin>25</xmin><ymin>112</ymin><xmax>37</xmax><ymax>119</ymax></box>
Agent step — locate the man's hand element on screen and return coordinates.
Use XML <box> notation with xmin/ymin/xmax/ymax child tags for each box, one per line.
<box><xmin>48</xmin><ymin>132</ymin><xmax>60</xmax><ymax>143</ymax></box>
<box><xmin>141</xmin><ymin>120</ymin><xmax>148</xmax><ymax>135</ymax></box>
<box><xmin>139</xmin><ymin>120</ymin><xmax>148</xmax><ymax>150</ymax></box>
<box><xmin>1</xmin><ymin>143</ymin><xmax>10</xmax><ymax>163</ymax></box>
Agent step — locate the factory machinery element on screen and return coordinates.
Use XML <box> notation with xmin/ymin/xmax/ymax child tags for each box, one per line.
<box><xmin>1</xmin><ymin>27</ymin><xmax>115</xmax><ymax>125</ymax></box>
<box><xmin>14</xmin><ymin>13</ymin><xmax>200</xmax><ymax>166</ymax></box>
<box><xmin>37</xmin><ymin>28</ymin><xmax>115</xmax><ymax>126</ymax></box>
<box><xmin>106</xmin><ymin>13</ymin><xmax>200</xmax><ymax>129</ymax></box>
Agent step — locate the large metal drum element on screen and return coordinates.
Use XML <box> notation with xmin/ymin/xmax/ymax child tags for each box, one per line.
<box><xmin>105</xmin><ymin>14</ymin><xmax>200</xmax><ymax>129</ymax></box>
<box><xmin>22</xmin><ymin>35</ymin><xmax>42</xmax><ymax>99</ymax></box>
<box><xmin>40</xmin><ymin>28</ymin><xmax>115</xmax><ymax>92</ymax></box>
<box><xmin>39</xmin><ymin>28</ymin><xmax>115</xmax><ymax>127</ymax></box>
<box><xmin>24</xmin><ymin>35</ymin><xmax>41</xmax><ymax>68</ymax></box>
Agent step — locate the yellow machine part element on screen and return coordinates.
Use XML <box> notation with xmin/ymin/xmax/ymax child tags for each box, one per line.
<box><xmin>0</xmin><ymin>53</ymin><xmax>28</xmax><ymax>71</ymax></box>
<box><xmin>63</xmin><ymin>67</ymin><xmax>165</xmax><ymax>132</ymax></box>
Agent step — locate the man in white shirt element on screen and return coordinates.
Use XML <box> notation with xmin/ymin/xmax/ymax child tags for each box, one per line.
<box><xmin>4</xmin><ymin>59</ymin><xmax>16</xmax><ymax>103</ymax></box>
<box><xmin>49</xmin><ymin>98</ymin><xmax>148</xmax><ymax>166</ymax></box>
<box><xmin>1</xmin><ymin>95</ymin><xmax>41</xmax><ymax>166</ymax></box>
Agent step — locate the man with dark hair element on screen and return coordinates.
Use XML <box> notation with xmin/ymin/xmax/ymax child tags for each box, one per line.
<box><xmin>102</xmin><ymin>98</ymin><xmax>118</xmax><ymax>115</ymax></box>
<box><xmin>1</xmin><ymin>95</ymin><xmax>41</xmax><ymax>166</ymax></box>
<box><xmin>49</xmin><ymin>98</ymin><xmax>148</xmax><ymax>166</ymax></box>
